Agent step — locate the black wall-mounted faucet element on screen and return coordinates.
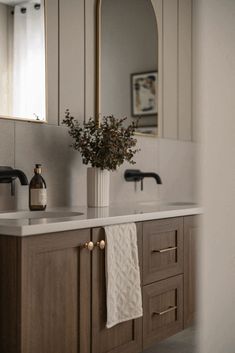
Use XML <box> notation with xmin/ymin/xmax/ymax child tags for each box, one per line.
<box><xmin>124</xmin><ymin>169</ymin><xmax>162</xmax><ymax>191</ymax></box>
<box><xmin>0</xmin><ymin>166</ymin><xmax>28</xmax><ymax>195</ymax></box>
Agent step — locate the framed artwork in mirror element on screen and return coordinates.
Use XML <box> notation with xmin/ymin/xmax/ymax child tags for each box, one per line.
<box><xmin>131</xmin><ymin>71</ymin><xmax>158</xmax><ymax>117</ymax></box>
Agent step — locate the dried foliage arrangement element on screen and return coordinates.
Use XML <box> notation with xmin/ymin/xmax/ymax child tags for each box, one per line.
<box><xmin>63</xmin><ymin>110</ymin><xmax>140</xmax><ymax>171</ymax></box>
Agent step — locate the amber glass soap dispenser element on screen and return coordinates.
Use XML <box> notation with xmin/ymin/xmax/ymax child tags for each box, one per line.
<box><xmin>29</xmin><ymin>164</ymin><xmax>47</xmax><ymax>211</ymax></box>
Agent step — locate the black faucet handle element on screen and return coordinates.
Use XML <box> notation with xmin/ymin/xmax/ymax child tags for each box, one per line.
<box><xmin>0</xmin><ymin>166</ymin><xmax>28</xmax><ymax>186</ymax></box>
<box><xmin>0</xmin><ymin>166</ymin><xmax>14</xmax><ymax>184</ymax></box>
<box><xmin>124</xmin><ymin>169</ymin><xmax>142</xmax><ymax>182</ymax></box>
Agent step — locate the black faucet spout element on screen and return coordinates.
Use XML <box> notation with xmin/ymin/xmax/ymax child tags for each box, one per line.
<box><xmin>124</xmin><ymin>169</ymin><xmax>162</xmax><ymax>186</ymax></box>
<box><xmin>141</xmin><ymin>172</ymin><xmax>162</xmax><ymax>184</ymax></box>
<box><xmin>0</xmin><ymin>166</ymin><xmax>28</xmax><ymax>185</ymax></box>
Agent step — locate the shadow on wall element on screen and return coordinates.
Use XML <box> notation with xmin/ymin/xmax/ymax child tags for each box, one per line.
<box><xmin>0</xmin><ymin>184</ymin><xmax>17</xmax><ymax>211</ymax></box>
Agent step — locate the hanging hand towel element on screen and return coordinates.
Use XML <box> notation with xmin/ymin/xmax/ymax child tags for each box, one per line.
<box><xmin>104</xmin><ymin>223</ymin><xmax>143</xmax><ymax>329</ymax></box>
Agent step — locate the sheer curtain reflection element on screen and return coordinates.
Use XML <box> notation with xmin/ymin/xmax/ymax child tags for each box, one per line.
<box><xmin>12</xmin><ymin>1</ymin><xmax>45</xmax><ymax>120</ymax></box>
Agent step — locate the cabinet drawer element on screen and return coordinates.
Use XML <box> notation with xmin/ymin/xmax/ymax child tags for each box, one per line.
<box><xmin>143</xmin><ymin>275</ymin><xmax>183</xmax><ymax>349</ymax></box>
<box><xmin>143</xmin><ymin>218</ymin><xmax>183</xmax><ymax>284</ymax></box>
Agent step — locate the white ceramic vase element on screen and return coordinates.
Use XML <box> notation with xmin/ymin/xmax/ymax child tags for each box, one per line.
<box><xmin>87</xmin><ymin>167</ymin><xmax>110</xmax><ymax>207</ymax></box>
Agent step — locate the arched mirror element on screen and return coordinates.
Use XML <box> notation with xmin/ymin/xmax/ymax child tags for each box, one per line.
<box><xmin>96</xmin><ymin>0</ymin><xmax>159</xmax><ymax>136</ymax></box>
<box><xmin>0</xmin><ymin>0</ymin><xmax>46</xmax><ymax>122</ymax></box>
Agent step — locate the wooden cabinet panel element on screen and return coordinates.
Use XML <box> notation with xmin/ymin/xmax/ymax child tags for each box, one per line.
<box><xmin>184</xmin><ymin>216</ymin><xmax>199</xmax><ymax>327</ymax></box>
<box><xmin>21</xmin><ymin>230</ymin><xmax>91</xmax><ymax>353</ymax></box>
<box><xmin>0</xmin><ymin>236</ymin><xmax>20</xmax><ymax>353</ymax></box>
<box><xmin>91</xmin><ymin>224</ymin><xmax>143</xmax><ymax>353</ymax></box>
<box><xmin>143</xmin><ymin>218</ymin><xmax>183</xmax><ymax>285</ymax></box>
<box><xmin>143</xmin><ymin>275</ymin><xmax>183</xmax><ymax>349</ymax></box>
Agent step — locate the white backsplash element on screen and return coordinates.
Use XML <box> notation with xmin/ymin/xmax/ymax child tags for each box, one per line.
<box><xmin>0</xmin><ymin>120</ymin><xmax>197</xmax><ymax>211</ymax></box>
<box><xmin>158</xmin><ymin>138</ymin><xmax>197</xmax><ymax>203</ymax></box>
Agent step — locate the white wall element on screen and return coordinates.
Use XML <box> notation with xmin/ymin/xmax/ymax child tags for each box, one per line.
<box><xmin>0</xmin><ymin>122</ymin><xmax>196</xmax><ymax>211</ymax></box>
<box><xmin>193</xmin><ymin>0</ymin><xmax>235</xmax><ymax>352</ymax></box>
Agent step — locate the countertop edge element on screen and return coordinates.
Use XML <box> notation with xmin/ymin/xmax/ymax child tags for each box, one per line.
<box><xmin>0</xmin><ymin>207</ymin><xmax>203</xmax><ymax>237</ymax></box>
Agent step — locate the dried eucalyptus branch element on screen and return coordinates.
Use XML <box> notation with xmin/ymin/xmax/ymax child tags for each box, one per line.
<box><xmin>63</xmin><ymin>110</ymin><xmax>140</xmax><ymax>171</ymax></box>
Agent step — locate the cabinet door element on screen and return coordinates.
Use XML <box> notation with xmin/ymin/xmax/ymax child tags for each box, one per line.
<box><xmin>21</xmin><ymin>229</ymin><xmax>91</xmax><ymax>353</ymax></box>
<box><xmin>143</xmin><ymin>218</ymin><xmax>184</xmax><ymax>285</ymax></box>
<box><xmin>0</xmin><ymin>236</ymin><xmax>20</xmax><ymax>353</ymax></box>
<box><xmin>184</xmin><ymin>216</ymin><xmax>199</xmax><ymax>327</ymax></box>
<box><xmin>143</xmin><ymin>275</ymin><xmax>183</xmax><ymax>349</ymax></box>
<box><xmin>92</xmin><ymin>224</ymin><xmax>143</xmax><ymax>353</ymax></box>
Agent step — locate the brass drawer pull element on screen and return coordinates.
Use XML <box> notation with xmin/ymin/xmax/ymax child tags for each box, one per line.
<box><xmin>152</xmin><ymin>246</ymin><xmax>177</xmax><ymax>254</ymax></box>
<box><xmin>96</xmin><ymin>240</ymin><xmax>106</xmax><ymax>250</ymax></box>
<box><xmin>152</xmin><ymin>305</ymin><xmax>177</xmax><ymax>316</ymax></box>
<box><xmin>83</xmin><ymin>241</ymin><xmax>94</xmax><ymax>251</ymax></box>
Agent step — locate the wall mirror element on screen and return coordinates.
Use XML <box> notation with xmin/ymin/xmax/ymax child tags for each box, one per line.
<box><xmin>97</xmin><ymin>0</ymin><xmax>158</xmax><ymax>136</ymax></box>
<box><xmin>0</xmin><ymin>0</ymin><xmax>46</xmax><ymax>122</ymax></box>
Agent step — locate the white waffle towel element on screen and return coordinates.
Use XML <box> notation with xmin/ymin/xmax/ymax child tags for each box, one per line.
<box><xmin>104</xmin><ymin>223</ymin><xmax>143</xmax><ymax>328</ymax></box>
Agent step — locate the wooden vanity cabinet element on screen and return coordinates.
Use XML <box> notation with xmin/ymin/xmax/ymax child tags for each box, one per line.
<box><xmin>0</xmin><ymin>216</ymin><xmax>199</xmax><ymax>353</ymax></box>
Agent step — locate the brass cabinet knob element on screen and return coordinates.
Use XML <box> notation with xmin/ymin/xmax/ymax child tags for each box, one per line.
<box><xmin>96</xmin><ymin>240</ymin><xmax>106</xmax><ymax>250</ymax></box>
<box><xmin>84</xmin><ymin>241</ymin><xmax>94</xmax><ymax>251</ymax></box>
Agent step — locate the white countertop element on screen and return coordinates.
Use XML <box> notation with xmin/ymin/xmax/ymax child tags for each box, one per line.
<box><xmin>0</xmin><ymin>202</ymin><xmax>202</xmax><ymax>237</ymax></box>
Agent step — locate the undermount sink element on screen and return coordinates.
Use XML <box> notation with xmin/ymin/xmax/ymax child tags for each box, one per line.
<box><xmin>0</xmin><ymin>211</ymin><xmax>84</xmax><ymax>220</ymax></box>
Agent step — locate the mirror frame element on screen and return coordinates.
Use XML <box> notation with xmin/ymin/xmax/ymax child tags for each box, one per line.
<box><xmin>0</xmin><ymin>0</ymin><xmax>48</xmax><ymax>124</ymax></box>
<box><xmin>95</xmin><ymin>0</ymin><xmax>158</xmax><ymax>137</ymax></box>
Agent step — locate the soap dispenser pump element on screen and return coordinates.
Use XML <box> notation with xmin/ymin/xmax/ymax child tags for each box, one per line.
<box><xmin>29</xmin><ymin>164</ymin><xmax>47</xmax><ymax>211</ymax></box>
